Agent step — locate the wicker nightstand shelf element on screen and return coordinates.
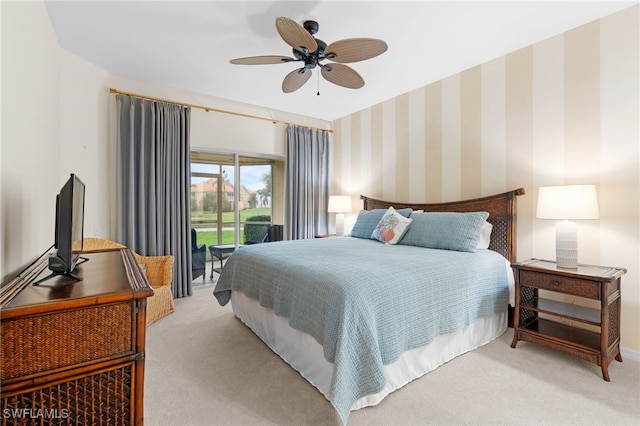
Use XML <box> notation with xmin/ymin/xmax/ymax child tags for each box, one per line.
<box><xmin>510</xmin><ymin>258</ymin><xmax>626</xmax><ymax>381</ymax></box>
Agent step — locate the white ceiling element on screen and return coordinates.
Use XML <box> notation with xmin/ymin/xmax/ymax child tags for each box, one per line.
<box><xmin>44</xmin><ymin>1</ymin><xmax>636</xmax><ymax>122</ymax></box>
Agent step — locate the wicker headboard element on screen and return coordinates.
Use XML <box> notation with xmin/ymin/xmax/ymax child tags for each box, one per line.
<box><xmin>360</xmin><ymin>188</ymin><xmax>525</xmax><ymax>263</ymax></box>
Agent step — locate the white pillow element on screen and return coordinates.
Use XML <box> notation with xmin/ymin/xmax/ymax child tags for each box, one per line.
<box><xmin>371</xmin><ymin>207</ymin><xmax>413</xmax><ymax>245</ymax></box>
<box><xmin>477</xmin><ymin>221</ymin><xmax>493</xmax><ymax>249</ymax></box>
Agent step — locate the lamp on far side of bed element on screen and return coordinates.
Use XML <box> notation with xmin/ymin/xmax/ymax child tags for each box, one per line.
<box><xmin>536</xmin><ymin>185</ymin><xmax>600</xmax><ymax>269</ymax></box>
<box><xmin>328</xmin><ymin>195</ymin><xmax>353</xmax><ymax>236</ymax></box>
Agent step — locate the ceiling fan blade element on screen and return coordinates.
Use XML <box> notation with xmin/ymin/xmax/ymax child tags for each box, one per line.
<box><xmin>276</xmin><ymin>17</ymin><xmax>317</xmax><ymax>54</ymax></box>
<box><xmin>324</xmin><ymin>38</ymin><xmax>388</xmax><ymax>63</ymax></box>
<box><xmin>321</xmin><ymin>63</ymin><xmax>364</xmax><ymax>89</ymax></box>
<box><xmin>230</xmin><ymin>55</ymin><xmax>294</xmax><ymax>65</ymax></box>
<box><xmin>282</xmin><ymin>68</ymin><xmax>312</xmax><ymax>93</ymax></box>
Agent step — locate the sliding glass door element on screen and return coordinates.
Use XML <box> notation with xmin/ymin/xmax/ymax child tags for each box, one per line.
<box><xmin>238</xmin><ymin>158</ymin><xmax>273</xmax><ymax>244</ymax></box>
<box><xmin>190</xmin><ymin>152</ymin><xmax>281</xmax><ymax>252</ymax></box>
<box><xmin>190</xmin><ymin>164</ymin><xmax>235</xmax><ymax>246</ymax></box>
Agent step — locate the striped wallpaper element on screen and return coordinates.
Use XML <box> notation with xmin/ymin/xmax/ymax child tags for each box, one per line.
<box><xmin>331</xmin><ymin>6</ymin><xmax>640</xmax><ymax>352</ymax></box>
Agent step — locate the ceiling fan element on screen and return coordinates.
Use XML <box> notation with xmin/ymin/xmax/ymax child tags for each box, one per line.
<box><xmin>230</xmin><ymin>17</ymin><xmax>388</xmax><ymax>94</ymax></box>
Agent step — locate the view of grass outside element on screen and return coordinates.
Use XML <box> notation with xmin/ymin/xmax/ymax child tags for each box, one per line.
<box><xmin>195</xmin><ymin>230</ymin><xmax>236</xmax><ymax>247</ymax></box>
<box><xmin>191</xmin><ymin>207</ymin><xmax>270</xmax><ymax>224</ymax></box>
<box><xmin>192</xmin><ymin>207</ymin><xmax>271</xmax><ymax>246</ymax></box>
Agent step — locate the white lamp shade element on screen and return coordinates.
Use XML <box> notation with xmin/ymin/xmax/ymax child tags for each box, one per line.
<box><xmin>536</xmin><ymin>184</ymin><xmax>599</xmax><ymax>269</ymax></box>
<box><xmin>328</xmin><ymin>195</ymin><xmax>352</xmax><ymax>213</ymax></box>
<box><xmin>536</xmin><ymin>185</ymin><xmax>599</xmax><ymax>220</ymax></box>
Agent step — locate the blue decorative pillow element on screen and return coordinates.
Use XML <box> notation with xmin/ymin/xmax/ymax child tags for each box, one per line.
<box><xmin>399</xmin><ymin>211</ymin><xmax>490</xmax><ymax>252</ymax></box>
<box><xmin>371</xmin><ymin>207</ymin><xmax>413</xmax><ymax>245</ymax></box>
<box><xmin>350</xmin><ymin>208</ymin><xmax>413</xmax><ymax>239</ymax></box>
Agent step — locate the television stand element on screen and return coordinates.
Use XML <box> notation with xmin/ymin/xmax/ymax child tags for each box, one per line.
<box><xmin>1</xmin><ymin>249</ymin><xmax>153</xmax><ymax>425</ymax></box>
<box><xmin>32</xmin><ymin>255</ymin><xmax>89</xmax><ymax>286</ymax></box>
<box><xmin>32</xmin><ymin>270</ymin><xmax>81</xmax><ymax>286</ymax></box>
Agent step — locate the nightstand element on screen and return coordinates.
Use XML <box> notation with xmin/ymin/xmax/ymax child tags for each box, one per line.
<box><xmin>510</xmin><ymin>258</ymin><xmax>626</xmax><ymax>381</ymax></box>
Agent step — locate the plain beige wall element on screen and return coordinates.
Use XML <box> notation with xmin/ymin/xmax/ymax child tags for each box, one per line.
<box><xmin>1</xmin><ymin>1</ymin><xmax>62</xmax><ymax>276</ymax></box>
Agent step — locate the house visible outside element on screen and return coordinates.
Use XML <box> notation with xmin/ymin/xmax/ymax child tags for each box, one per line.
<box><xmin>190</xmin><ymin>159</ymin><xmax>274</xmax><ymax>252</ymax></box>
<box><xmin>191</xmin><ymin>178</ymin><xmax>261</xmax><ymax>212</ymax></box>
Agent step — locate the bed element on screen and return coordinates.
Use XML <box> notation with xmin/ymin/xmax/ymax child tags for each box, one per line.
<box><xmin>213</xmin><ymin>188</ymin><xmax>525</xmax><ymax>424</ymax></box>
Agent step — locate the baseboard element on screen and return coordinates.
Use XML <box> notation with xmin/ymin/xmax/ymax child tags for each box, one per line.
<box><xmin>621</xmin><ymin>346</ymin><xmax>640</xmax><ymax>362</ymax></box>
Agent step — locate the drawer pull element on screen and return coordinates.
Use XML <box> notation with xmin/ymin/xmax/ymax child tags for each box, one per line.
<box><xmin>553</xmin><ymin>280</ymin><xmax>560</xmax><ymax>286</ymax></box>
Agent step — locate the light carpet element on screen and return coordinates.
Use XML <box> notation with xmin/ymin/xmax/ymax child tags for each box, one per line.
<box><xmin>144</xmin><ymin>285</ymin><xmax>640</xmax><ymax>425</ymax></box>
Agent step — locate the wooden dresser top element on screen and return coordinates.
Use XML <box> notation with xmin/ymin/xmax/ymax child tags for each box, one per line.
<box><xmin>1</xmin><ymin>249</ymin><xmax>153</xmax><ymax>319</ymax></box>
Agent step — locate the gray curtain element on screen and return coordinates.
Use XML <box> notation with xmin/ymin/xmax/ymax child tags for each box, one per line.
<box><xmin>285</xmin><ymin>125</ymin><xmax>330</xmax><ymax>239</ymax></box>
<box><xmin>116</xmin><ymin>94</ymin><xmax>193</xmax><ymax>298</ymax></box>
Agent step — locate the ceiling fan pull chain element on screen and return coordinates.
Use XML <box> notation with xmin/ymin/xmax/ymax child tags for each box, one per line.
<box><xmin>317</xmin><ymin>71</ymin><xmax>320</xmax><ymax>96</ymax></box>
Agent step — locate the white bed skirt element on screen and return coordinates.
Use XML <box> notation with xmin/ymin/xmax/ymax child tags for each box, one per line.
<box><xmin>231</xmin><ymin>291</ymin><xmax>508</xmax><ymax>413</ymax></box>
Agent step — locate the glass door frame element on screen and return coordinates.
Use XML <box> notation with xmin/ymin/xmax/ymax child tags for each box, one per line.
<box><xmin>190</xmin><ymin>171</ymin><xmax>225</xmax><ymax>245</ymax></box>
<box><xmin>190</xmin><ymin>150</ymin><xmax>282</xmax><ymax>249</ymax></box>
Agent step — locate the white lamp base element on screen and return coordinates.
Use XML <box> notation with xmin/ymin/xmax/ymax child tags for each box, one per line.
<box><xmin>335</xmin><ymin>213</ymin><xmax>345</xmax><ymax>236</ymax></box>
<box><xmin>556</xmin><ymin>220</ymin><xmax>578</xmax><ymax>269</ymax></box>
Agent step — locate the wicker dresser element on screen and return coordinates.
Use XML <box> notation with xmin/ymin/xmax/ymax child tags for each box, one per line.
<box><xmin>0</xmin><ymin>248</ymin><xmax>153</xmax><ymax>425</ymax></box>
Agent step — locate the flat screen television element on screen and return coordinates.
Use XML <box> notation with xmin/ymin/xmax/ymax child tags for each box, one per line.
<box><xmin>34</xmin><ymin>173</ymin><xmax>87</xmax><ymax>285</ymax></box>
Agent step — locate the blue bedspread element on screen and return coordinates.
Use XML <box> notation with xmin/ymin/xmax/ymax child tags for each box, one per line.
<box><xmin>213</xmin><ymin>237</ymin><xmax>509</xmax><ymax>424</ymax></box>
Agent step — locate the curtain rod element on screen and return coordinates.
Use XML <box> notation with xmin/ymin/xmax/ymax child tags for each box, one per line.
<box><xmin>109</xmin><ymin>88</ymin><xmax>332</xmax><ymax>133</ymax></box>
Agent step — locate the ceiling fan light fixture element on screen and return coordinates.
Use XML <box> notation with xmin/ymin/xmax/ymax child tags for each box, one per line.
<box><xmin>231</xmin><ymin>16</ymin><xmax>387</xmax><ymax>94</ymax></box>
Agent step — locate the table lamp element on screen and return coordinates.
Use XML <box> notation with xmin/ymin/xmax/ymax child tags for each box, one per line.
<box><xmin>536</xmin><ymin>185</ymin><xmax>599</xmax><ymax>269</ymax></box>
<box><xmin>328</xmin><ymin>195</ymin><xmax>352</xmax><ymax>236</ymax></box>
